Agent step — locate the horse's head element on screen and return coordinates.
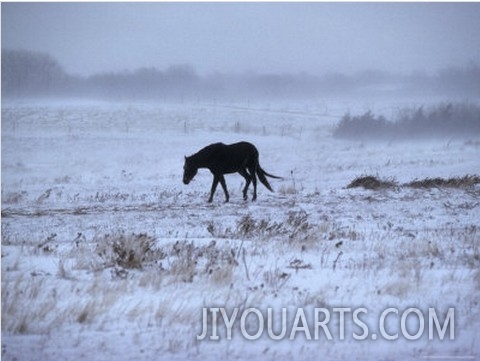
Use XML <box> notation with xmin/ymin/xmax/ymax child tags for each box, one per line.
<box><xmin>183</xmin><ymin>156</ymin><xmax>198</xmax><ymax>185</ymax></box>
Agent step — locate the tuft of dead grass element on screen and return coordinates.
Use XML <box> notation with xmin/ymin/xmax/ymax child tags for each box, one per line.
<box><xmin>346</xmin><ymin>176</ymin><xmax>397</xmax><ymax>190</ymax></box>
<box><xmin>168</xmin><ymin>240</ymin><xmax>238</xmax><ymax>283</ymax></box>
<box><xmin>96</xmin><ymin>232</ymin><xmax>165</xmax><ymax>270</ymax></box>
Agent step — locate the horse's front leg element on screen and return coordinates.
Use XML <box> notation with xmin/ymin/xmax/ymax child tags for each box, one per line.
<box><xmin>219</xmin><ymin>175</ymin><xmax>230</xmax><ymax>202</ymax></box>
<box><xmin>208</xmin><ymin>175</ymin><xmax>219</xmax><ymax>203</ymax></box>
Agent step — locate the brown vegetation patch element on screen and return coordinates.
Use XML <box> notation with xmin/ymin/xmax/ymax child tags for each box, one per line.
<box><xmin>347</xmin><ymin>174</ymin><xmax>480</xmax><ymax>190</ymax></box>
<box><xmin>346</xmin><ymin>176</ymin><xmax>397</xmax><ymax>190</ymax></box>
<box><xmin>405</xmin><ymin>175</ymin><xmax>480</xmax><ymax>189</ymax></box>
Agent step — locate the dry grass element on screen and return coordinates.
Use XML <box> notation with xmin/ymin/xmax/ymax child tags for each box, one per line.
<box><xmin>96</xmin><ymin>232</ymin><xmax>165</xmax><ymax>270</ymax></box>
<box><xmin>346</xmin><ymin>175</ymin><xmax>398</xmax><ymax>190</ymax></box>
<box><xmin>2</xmin><ymin>180</ymin><xmax>479</xmax><ymax>360</ymax></box>
<box><xmin>347</xmin><ymin>174</ymin><xmax>480</xmax><ymax>190</ymax></box>
<box><xmin>406</xmin><ymin>174</ymin><xmax>480</xmax><ymax>188</ymax></box>
<box><xmin>2</xmin><ymin>214</ymin><xmax>479</xmax><ymax>361</ymax></box>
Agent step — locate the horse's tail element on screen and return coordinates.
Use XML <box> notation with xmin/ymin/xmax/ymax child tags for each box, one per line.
<box><xmin>256</xmin><ymin>165</ymin><xmax>282</xmax><ymax>192</ymax></box>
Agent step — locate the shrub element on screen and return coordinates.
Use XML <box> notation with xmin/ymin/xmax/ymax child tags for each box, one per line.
<box><xmin>334</xmin><ymin>111</ymin><xmax>391</xmax><ymax>139</ymax></box>
<box><xmin>333</xmin><ymin>102</ymin><xmax>480</xmax><ymax>139</ymax></box>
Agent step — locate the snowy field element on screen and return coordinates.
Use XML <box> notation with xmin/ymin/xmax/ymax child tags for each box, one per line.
<box><xmin>1</xmin><ymin>97</ymin><xmax>479</xmax><ymax>360</ymax></box>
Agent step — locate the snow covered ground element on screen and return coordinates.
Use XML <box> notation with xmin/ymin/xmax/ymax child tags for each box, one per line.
<box><xmin>2</xmin><ymin>97</ymin><xmax>479</xmax><ymax>360</ymax></box>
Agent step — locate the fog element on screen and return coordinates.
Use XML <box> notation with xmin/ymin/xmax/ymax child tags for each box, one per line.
<box><xmin>3</xmin><ymin>2</ymin><xmax>480</xmax><ymax>77</ymax></box>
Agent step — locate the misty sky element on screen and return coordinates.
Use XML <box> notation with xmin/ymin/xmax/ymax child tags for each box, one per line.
<box><xmin>2</xmin><ymin>2</ymin><xmax>480</xmax><ymax>77</ymax></box>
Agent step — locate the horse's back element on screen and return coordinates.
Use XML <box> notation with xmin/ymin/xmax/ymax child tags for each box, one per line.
<box><xmin>227</xmin><ymin>141</ymin><xmax>258</xmax><ymax>154</ymax></box>
<box><xmin>202</xmin><ymin>141</ymin><xmax>257</xmax><ymax>155</ymax></box>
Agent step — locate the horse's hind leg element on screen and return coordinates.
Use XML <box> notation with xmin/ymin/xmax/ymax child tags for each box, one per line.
<box><xmin>219</xmin><ymin>175</ymin><xmax>230</xmax><ymax>202</ymax></box>
<box><xmin>238</xmin><ymin>168</ymin><xmax>251</xmax><ymax>200</ymax></box>
<box><xmin>247</xmin><ymin>164</ymin><xmax>258</xmax><ymax>201</ymax></box>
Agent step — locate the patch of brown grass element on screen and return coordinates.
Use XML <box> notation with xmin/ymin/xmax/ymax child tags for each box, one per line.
<box><xmin>346</xmin><ymin>176</ymin><xmax>397</xmax><ymax>190</ymax></box>
<box><xmin>405</xmin><ymin>175</ymin><xmax>480</xmax><ymax>189</ymax></box>
<box><xmin>347</xmin><ymin>174</ymin><xmax>480</xmax><ymax>190</ymax></box>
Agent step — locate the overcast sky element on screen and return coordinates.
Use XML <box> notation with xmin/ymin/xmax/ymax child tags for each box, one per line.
<box><xmin>2</xmin><ymin>2</ymin><xmax>480</xmax><ymax>77</ymax></box>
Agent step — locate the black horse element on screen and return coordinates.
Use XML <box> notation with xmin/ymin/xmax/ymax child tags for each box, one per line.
<box><xmin>183</xmin><ymin>141</ymin><xmax>282</xmax><ymax>202</ymax></box>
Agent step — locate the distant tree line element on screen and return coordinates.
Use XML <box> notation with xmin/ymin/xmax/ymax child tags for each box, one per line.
<box><xmin>2</xmin><ymin>49</ymin><xmax>480</xmax><ymax>100</ymax></box>
<box><xmin>2</xmin><ymin>49</ymin><xmax>71</xmax><ymax>97</ymax></box>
